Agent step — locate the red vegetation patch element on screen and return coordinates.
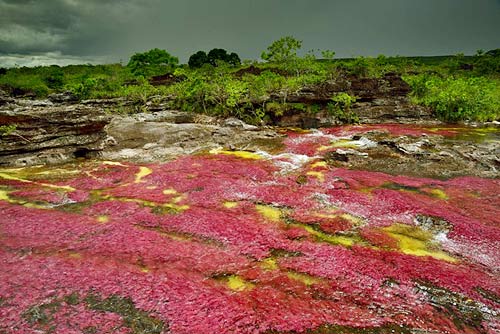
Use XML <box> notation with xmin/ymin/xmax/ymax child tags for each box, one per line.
<box><xmin>0</xmin><ymin>124</ymin><xmax>499</xmax><ymax>334</ymax></box>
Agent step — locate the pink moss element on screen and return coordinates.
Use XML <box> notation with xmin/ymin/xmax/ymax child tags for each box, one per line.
<box><xmin>0</xmin><ymin>125</ymin><xmax>499</xmax><ymax>333</ymax></box>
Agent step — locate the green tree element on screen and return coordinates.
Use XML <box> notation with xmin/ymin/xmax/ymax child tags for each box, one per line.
<box><xmin>321</xmin><ymin>50</ymin><xmax>336</xmax><ymax>60</ymax></box>
<box><xmin>208</xmin><ymin>48</ymin><xmax>241</xmax><ymax>66</ymax></box>
<box><xmin>127</xmin><ymin>48</ymin><xmax>178</xmax><ymax>77</ymax></box>
<box><xmin>188</xmin><ymin>51</ymin><xmax>209</xmax><ymax>68</ymax></box>
<box><xmin>189</xmin><ymin>49</ymin><xmax>241</xmax><ymax>68</ymax></box>
<box><xmin>261</xmin><ymin>36</ymin><xmax>303</xmax><ymax>63</ymax></box>
<box><xmin>227</xmin><ymin>52</ymin><xmax>241</xmax><ymax>66</ymax></box>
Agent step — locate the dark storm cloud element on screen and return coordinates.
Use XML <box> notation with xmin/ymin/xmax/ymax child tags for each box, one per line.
<box><xmin>1</xmin><ymin>0</ymin><xmax>499</xmax><ymax>66</ymax></box>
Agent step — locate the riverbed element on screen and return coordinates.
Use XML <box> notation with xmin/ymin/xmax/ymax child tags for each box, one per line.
<box><xmin>0</xmin><ymin>124</ymin><xmax>499</xmax><ymax>333</ymax></box>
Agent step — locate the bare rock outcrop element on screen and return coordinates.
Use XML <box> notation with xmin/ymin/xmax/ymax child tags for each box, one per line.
<box><xmin>0</xmin><ymin>101</ymin><xmax>110</xmax><ymax>166</ymax></box>
<box><xmin>269</xmin><ymin>73</ymin><xmax>432</xmax><ymax>127</ymax></box>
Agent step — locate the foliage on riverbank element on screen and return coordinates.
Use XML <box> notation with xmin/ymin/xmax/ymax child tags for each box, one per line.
<box><xmin>1</xmin><ymin>39</ymin><xmax>499</xmax><ymax>122</ymax></box>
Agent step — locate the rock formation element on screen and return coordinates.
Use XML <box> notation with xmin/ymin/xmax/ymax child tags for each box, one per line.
<box><xmin>0</xmin><ymin>100</ymin><xmax>110</xmax><ymax>166</ymax></box>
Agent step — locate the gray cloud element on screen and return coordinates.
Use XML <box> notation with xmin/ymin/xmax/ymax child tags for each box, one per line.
<box><xmin>0</xmin><ymin>0</ymin><xmax>499</xmax><ymax>67</ymax></box>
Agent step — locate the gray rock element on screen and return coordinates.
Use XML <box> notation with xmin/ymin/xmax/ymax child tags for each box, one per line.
<box><xmin>0</xmin><ymin>104</ymin><xmax>110</xmax><ymax>166</ymax></box>
<box><xmin>48</xmin><ymin>91</ymin><xmax>79</xmax><ymax>104</ymax></box>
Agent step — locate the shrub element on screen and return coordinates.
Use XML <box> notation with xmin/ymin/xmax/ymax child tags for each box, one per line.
<box><xmin>405</xmin><ymin>75</ymin><xmax>500</xmax><ymax>122</ymax></box>
<box><xmin>127</xmin><ymin>48</ymin><xmax>178</xmax><ymax>77</ymax></box>
<box><xmin>261</xmin><ymin>36</ymin><xmax>302</xmax><ymax>63</ymax></box>
<box><xmin>327</xmin><ymin>92</ymin><xmax>359</xmax><ymax>123</ymax></box>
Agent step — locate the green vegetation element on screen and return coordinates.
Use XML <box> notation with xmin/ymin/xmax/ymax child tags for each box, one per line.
<box><xmin>188</xmin><ymin>48</ymin><xmax>241</xmax><ymax>68</ymax></box>
<box><xmin>328</xmin><ymin>93</ymin><xmax>359</xmax><ymax>123</ymax></box>
<box><xmin>0</xmin><ymin>43</ymin><xmax>499</xmax><ymax>123</ymax></box>
<box><xmin>0</xmin><ymin>124</ymin><xmax>17</xmax><ymax>136</ymax></box>
<box><xmin>127</xmin><ymin>48</ymin><xmax>178</xmax><ymax>77</ymax></box>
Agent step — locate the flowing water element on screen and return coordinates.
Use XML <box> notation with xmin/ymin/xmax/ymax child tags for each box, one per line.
<box><xmin>0</xmin><ymin>124</ymin><xmax>499</xmax><ymax>334</ymax></box>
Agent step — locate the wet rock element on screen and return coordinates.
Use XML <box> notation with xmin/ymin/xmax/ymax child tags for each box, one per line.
<box><xmin>0</xmin><ymin>104</ymin><xmax>110</xmax><ymax>166</ymax></box>
<box><xmin>223</xmin><ymin>117</ymin><xmax>259</xmax><ymax>130</ymax></box>
<box><xmin>415</xmin><ymin>281</ymin><xmax>496</xmax><ymax>332</ymax></box>
<box><xmin>415</xmin><ymin>215</ymin><xmax>453</xmax><ymax>234</ymax></box>
<box><xmin>0</xmin><ymin>88</ymin><xmax>14</xmax><ymax>106</ymax></box>
<box><xmin>103</xmin><ymin>114</ymin><xmax>283</xmax><ymax>163</ymax></box>
<box><xmin>48</xmin><ymin>91</ymin><xmax>79</xmax><ymax>104</ymax></box>
<box><xmin>318</xmin><ymin>126</ymin><xmax>500</xmax><ymax>178</ymax></box>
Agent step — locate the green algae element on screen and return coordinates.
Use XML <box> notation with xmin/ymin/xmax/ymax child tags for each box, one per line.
<box><xmin>384</xmin><ymin>182</ymin><xmax>449</xmax><ymax>200</ymax></box>
<box><xmin>84</xmin><ymin>293</ymin><xmax>166</xmax><ymax>333</ymax></box>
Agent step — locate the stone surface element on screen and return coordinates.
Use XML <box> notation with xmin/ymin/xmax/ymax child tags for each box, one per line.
<box><xmin>0</xmin><ymin>101</ymin><xmax>110</xmax><ymax>166</ymax></box>
<box><xmin>269</xmin><ymin>73</ymin><xmax>432</xmax><ymax>127</ymax></box>
<box><xmin>103</xmin><ymin>112</ymin><xmax>283</xmax><ymax>163</ymax></box>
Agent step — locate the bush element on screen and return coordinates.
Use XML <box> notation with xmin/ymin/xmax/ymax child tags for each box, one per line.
<box><xmin>43</xmin><ymin>66</ymin><xmax>64</xmax><ymax>89</ymax></box>
<box><xmin>327</xmin><ymin>92</ymin><xmax>358</xmax><ymax>123</ymax></box>
<box><xmin>405</xmin><ymin>75</ymin><xmax>500</xmax><ymax>121</ymax></box>
<box><xmin>127</xmin><ymin>48</ymin><xmax>178</xmax><ymax>77</ymax></box>
<box><xmin>261</xmin><ymin>36</ymin><xmax>302</xmax><ymax>63</ymax></box>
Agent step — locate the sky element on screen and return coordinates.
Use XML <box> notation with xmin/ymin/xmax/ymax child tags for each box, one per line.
<box><xmin>0</xmin><ymin>0</ymin><xmax>499</xmax><ymax>67</ymax></box>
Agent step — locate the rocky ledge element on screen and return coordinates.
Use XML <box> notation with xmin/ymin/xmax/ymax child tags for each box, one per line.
<box><xmin>0</xmin><ymin>96</ymin><xmax>110</xmax><ymax>166</ymax></box>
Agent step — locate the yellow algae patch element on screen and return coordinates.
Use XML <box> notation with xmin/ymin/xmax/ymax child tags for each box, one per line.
<box><xmin>134</xmin><ymin>167</ymin><xmax>152</xmax><ymax>183</ymax></box>
<box><xmin>287</xmin><ymin>271</ymin><xmax>321</xmax><ymax>286</ymax></box>
<box><xmin>383</xmin><ymin>224</ymin><xmax>457</xmax><ymax>262</ymax></box>
<box><xmin>209</xmin><ymin>148</ymin><xmax>263</xmax><ymax>160</ymax></box>
<box><xmin>314</xmin><ymin>212</ymin><xmax>338</xmax><ymax>219</ymax></box>
<box><xmin>260</xmin><ymin>257</ymin><xmax>279</xmax><ymax>271</ymax></box>
<box><xmin>339</xmin><ymin>213</ymin><xmax>365</xmax><ymax>226</ymax></box>
<box><xmin>226</xmin><ymin>275</ymin><xmax>255</xmax><ymax>291</ymax></box>
<box><xmin>306</xmin><ymin>171</ymin><xmax>325</xmax><ymax>183</ymax></box>
<box><xmin>0</xmin><ymin>171</ymin><xmax>75</xmax><ymax>191</ymax></box>
<box><xmin>427</xmin><ymin>188</ymin><xmax>448</xmax><ymax>200</ymax></box>
<box><xmin>146</xmin><ymin>186</ymin><xmax>157</xmax><ymax>190</ymax></box>
<box><xmin>223</xmin><ymin>201</ymin><xmax>239</xmax><ymax>209</ymax></box>
<box><xmin>171</xmin><ymin>195</ymin><xmax>187</xmax><ymax>204</ymax></box>
<box><xmin>102</xmin><ymin>161</ymin><xmax>127</xmax><ymax>167</ymax></box>
<box><xmin>98</xmin><ymin>194</ymin><xmax>189</xmax><ymax>214</ymax></box>
<box><xmin>0</xmin><ymin>188</ymin><xmax>46</xmax><ymax>209</ymax></box>
<box><xmin>163</xmin><ymin>188</ymin><xmax>178</xmax><ymax>195</ymax></box>
<box><xmin>68</xmin><ymin>252</ymin><xmax>82</xmax><ymax>259</ymax></box>
<box><xmin>318</xmin><ymin>140</ymin><xmax>358</xmax><ymax>152</ymax></box>
<box><xmin>0</xmin><ymin>189</ymin><xmax>10</xmax><ymax>202</ymax></box>
<box><xmin>301</xmin><ymin>224</ymin><xmax>357</xmax><ymax>247</ymax></box>
<box><xmin>256</xmin><ymin>204</ymin><xmax>283</xmax><ymax>222</ymax></box>
<box><xmin>97</xmin><ymin>215</ymin><xmax>109</xmax><ymax>223</ymax></box>
<box><xmin>311</xmin><ymin>161</ymin><xmax>328</xmax><ymax>169</ymax></box>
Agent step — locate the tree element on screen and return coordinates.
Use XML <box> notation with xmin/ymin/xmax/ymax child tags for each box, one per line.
<box><xmin>321</xmin><ymin>50</ymin><xmax>336</xmax><ymax>60</ymax></box>
<box><xmin>188</xmin><ymin>48</ymin><xmax>241</xmax><ymax>68</ymax></box>
<box><xmin>127</xmin><ymin>48</ymin><xmax>178</xmax><ymax>77</ymax></box>
<box><xmin>261</xmin><ymin>36</ymin><xmax>302</xmax><ymax>63</ymax></box>
<box><xmin>188</xmin><ymin>51</ymin><xmax>209</xmax><ymax>68</ymax></box>
<box><xmin>227</xmin><ymin>52</ymin><xmax>241</xmax><ymax>66</ymax></box>
<box><xmin>207</xmin><ymin>48</ymin><xmax>229</xmax><ymax>66</ymax></box>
